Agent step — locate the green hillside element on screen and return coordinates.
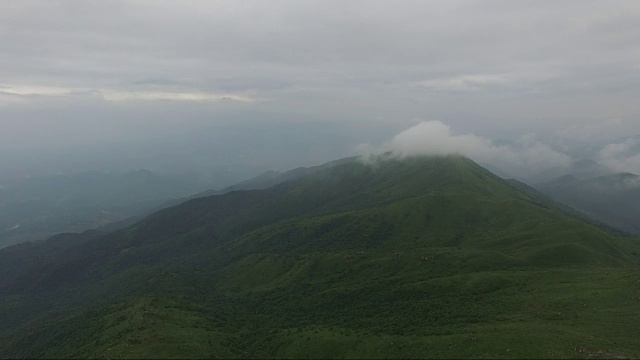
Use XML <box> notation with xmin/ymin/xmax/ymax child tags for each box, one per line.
<box><xmin>1</xmin><ymin>155</ymin><xmax>639</xmax><ymax>358</ymax></box>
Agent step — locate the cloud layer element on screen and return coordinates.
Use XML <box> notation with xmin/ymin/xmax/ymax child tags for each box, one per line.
<box><xmin>2</xmin><ymin>1</ymin><xmax>640</xmax><ymax>132</ymax></box>
<box><xmin>2</xmin><ymin>1</ymin><xmax>640</xmax><ymax>180</ymax></box>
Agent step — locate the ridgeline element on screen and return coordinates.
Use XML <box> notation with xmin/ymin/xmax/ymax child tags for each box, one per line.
<box><xmin>1</xmin><ymin>155</ymin><xmax>639</xmax><ymax>358</ymax></box>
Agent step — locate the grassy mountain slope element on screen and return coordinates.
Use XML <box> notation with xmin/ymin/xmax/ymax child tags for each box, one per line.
<box><xmin>1</xmin><ymin>155</ymin><xmax>639</xmax><ymax>358</ymax></box>
<box><xmin>101</xmin><ymin>156</ymin><xmax>360</xmax><ymax>235</ymax></box>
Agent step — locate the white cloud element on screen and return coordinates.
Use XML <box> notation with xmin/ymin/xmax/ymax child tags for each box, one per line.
<box><xmin>361</xmin><ymin>120</ymin><xmax>572</xmax><ymax>179</ymax></box>
<box><xmin>0</xmin><ymin>84</ymin><xmax>257</xmax><ymax>103</ymax></box>
<box><xmin>101</xmin><ymin>90</ymin><xmax>257</xmax><ymax>103</ymax></box>
<box><xmin>597</xmin><ymin>137</ymin><xmax>640</xmax><ymax>174</ymax></box>
<box><xmin>1</xmin><ymin>85</ymin><xmax>80</xmax><ymax>97</ymax></box>
<box><xmin>415</xmin><ymin>74</ymin><xmax>511</xmax><ymax>92</ymax></box>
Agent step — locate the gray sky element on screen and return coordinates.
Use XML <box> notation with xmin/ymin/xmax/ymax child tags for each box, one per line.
<box><xmin>2</xmin><ymin>0</ymin><xmax>640</xmax><ymax>181</ymax></box>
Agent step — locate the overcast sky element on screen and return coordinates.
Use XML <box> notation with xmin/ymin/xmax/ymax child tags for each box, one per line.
<box><xmin>2</xmin><ymin>0</ymin><xmax>640</xmax><ymax>181</ymax></box>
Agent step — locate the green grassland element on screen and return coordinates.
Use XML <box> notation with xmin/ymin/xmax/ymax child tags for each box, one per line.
<box><xmin>1</xmin><ymin>155</ymin><xmax>639</xmax><ymax>358</ymax></box>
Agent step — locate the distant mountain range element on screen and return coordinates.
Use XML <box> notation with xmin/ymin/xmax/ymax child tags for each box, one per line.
<box><xmin>1</xmin><ymin>155</ymin><xmax>639</xmax><ymax>358</ymax></box>
<box><xmin>483</xmin><ymin>148</ymin><xmax>640</xmax><ymax>235</ymax></box>
<box><xmin>0</xmin><ymin>169</ymin><xmax>207</xmax><ymax>249</ymax></box>
<box><xmin>536</xmin><ymin>172</ymin><xmax>640</xmax><ymax>234</ymax></box>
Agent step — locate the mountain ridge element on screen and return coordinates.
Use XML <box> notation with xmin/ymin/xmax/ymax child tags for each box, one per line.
<box><xmin>1</xmin><ymin>154</ymin><xmax>639</xmax><ymax>358</ymax></box>
<box><xmin>537</xmin><ymin>171</ymin><xmax>640</xmax><ymax>234</ymax></box>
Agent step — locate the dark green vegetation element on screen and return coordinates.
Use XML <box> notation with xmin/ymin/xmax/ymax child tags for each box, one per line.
<box><xmin>0</xmin><ymin>170</ymin><xmax>207</xmax><ymax>249</ymax></box>
<box><xmin>1</xmin><ymin>155</ymin><xmax>640</xmax><ymax>358</ymax></box>
<box><xmin>537</xmin><ymin>172</ymin><xmax>640</xmax><ymax>234</ymax></box>
<box><xmin>190</xmin><ymin>156</ymin><xmax>357</xmax><ymax>199</ymax></box>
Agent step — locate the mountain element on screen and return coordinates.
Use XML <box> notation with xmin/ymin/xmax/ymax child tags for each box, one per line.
<box><xmin>492</xmin><ymin>157</ymin><xmax>613</xmax><ymax>185</ymax></box>
<box><xmin>132</xmin><ymin>156</ymin><xmax>359</xmax><ymax>228</ymax></box>
<box><xmin>194</xmin><ymin>156</ymin><xmax>358</xmax><ymax>197</ymax></box>
<box><xmin>537</xmin><ymin>172</ymin><xmax>640</xmax><ymax>234</ymax></box>
<box><xmin>0</xmin><ymin>155</ymin><xmax>639</xmax><ymax>358</ymax></box>
<box><xmin>0</xmin><ymin>169</ymin><xmax>208</xmax><ymax>249</ymax></box>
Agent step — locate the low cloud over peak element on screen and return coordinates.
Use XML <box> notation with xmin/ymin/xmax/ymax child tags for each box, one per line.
<box><xmin>361</xmin><ymin>121</ymin><xmax>572</xmax><ymax>179</ymax></box>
